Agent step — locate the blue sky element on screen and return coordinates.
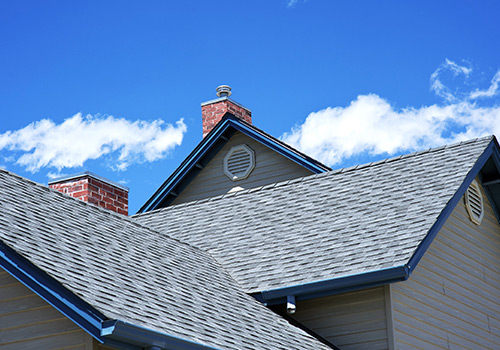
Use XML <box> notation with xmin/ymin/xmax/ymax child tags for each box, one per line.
<box><xmin>1</xmin><ymin>1</ymin><xmax>500</xmax><ymax>213</ymax></box>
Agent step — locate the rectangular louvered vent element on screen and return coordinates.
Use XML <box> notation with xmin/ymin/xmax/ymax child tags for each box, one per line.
<box><xmin>465</xmin><ymin>180</ymin><xmax>484</xmax><ymax>225</ymax></box>
<box><xmin>224</xmin><ymin>144</ymin><xmax>255</xmax><ymax>181</ymax></box>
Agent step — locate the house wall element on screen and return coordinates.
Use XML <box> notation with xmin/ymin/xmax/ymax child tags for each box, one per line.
<box><xmin>172</xmin><ymin>131</ymin><xmax>314</xmax><ymax>204</ymax></box>
<box><xmin>0</xmin><ymin>267</ymin><xmax>96</xmax><ymax>350</ymax></box>
<box><xmin>289</xmin><ymin>287</ymin><xmax>390</xmax><ymax>350</ymax></box>
<box><xmin>391</xmin><ymin>185</ymin><xmax>500</xmax><ymax>349</ymax></box>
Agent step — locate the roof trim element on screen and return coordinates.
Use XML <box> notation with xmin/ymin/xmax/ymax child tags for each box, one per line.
<box><xmin>102</xmin><ymin>320</ymin><xmax>220</xmax><ymax>350</ymax></box>
<box><xmin>252</xmin><ymin>137</ymin><xmax>499</xmax><ymax>305</ymax></box>
<box><xmin>138</xmin><ymin>113</ymin><xmax>330</xmax><ymax>213</ymax></box>
<box><xmin>253</xmin><ymin>265</ymin><xmax>409</xmax><ymax>305</ymax></box>
<box><xmin>0</xmin><ymin>240</ymin><xmax>106</xmax><ymax>342</ymax></box>
<box><xmin>407</xmin><ymin>137</ymin><xmax>499</xmax><ymax>272</ymax></box>
<box><xmin>0</xmin><ymin>240</ymin><xmax>221</xmax><ymax>350</ymax></box>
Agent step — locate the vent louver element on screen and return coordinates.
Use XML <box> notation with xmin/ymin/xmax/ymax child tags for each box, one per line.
<box><xmin>224</xmin><ymin>144</ymin><xmax>255</xmax><ymax>181</ymax></box>
<box><xmin>465</xmin><ymin>180</ymin><xmax>484</xmax><ymax>225</ymax></box>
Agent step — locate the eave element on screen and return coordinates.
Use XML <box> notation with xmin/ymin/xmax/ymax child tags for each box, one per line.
<box><xmin>0</xmin><ymin>241</ymin><xmax>220</xmax><ymax>350</ymax></box>
<box><xmin>252</xmin><ymin>136</ymin><xmax>500</xmax><ymax>305</ymax></box>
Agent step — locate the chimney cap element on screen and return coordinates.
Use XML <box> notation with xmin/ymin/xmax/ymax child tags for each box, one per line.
<box><xmin>216</xmin><ymin>85</ymin><xmax>232</xmax><ymax>97</ymax></box>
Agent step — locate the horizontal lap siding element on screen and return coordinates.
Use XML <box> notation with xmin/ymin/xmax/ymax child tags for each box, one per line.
<box><xmin>391</xmin><ymin>186</ymin><xmax>500</xmax><ymax>349</ymax></box>
<box><xmin>172</xmin><ymin>131</ymin><xmax>313</xmax><ymax>204</ymax></box>
<box><xmin>290</xmin><ymin>287</ymin><xmax>389</xmax><ymax>350</ymax></box>
<box><xmin>0</xmin><ymin>268</ymin><xmax>94</xmax><ymax>350</ymax></box>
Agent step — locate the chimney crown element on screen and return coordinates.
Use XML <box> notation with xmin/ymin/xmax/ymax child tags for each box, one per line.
<box><xmin>201</xmin><ymin>86</ymin><xmax>252</xmax><ymax>138</ymax></box>
<box><xmin>48</xmin><ymin>171</ymin><xmax>129</xmax><ymax>215</ymax></box>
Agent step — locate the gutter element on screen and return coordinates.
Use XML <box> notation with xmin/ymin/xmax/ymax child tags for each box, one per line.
<box><xmin>101</xmin><ymin>320</ymin><xmax>220</xmax><ymax>350</ymax></box>
<box><xmin>253</xmin><ymin>265</ymin><xmax>409</xmax><ymax>306</ymax></box>
<box><xmin>0</xmin><ymin>241</ymin><xmax>219</xmax><ymax>350</ymax></box>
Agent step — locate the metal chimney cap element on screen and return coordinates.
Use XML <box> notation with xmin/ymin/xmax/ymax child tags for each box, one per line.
<box><xmin>216</xmin><ymin>85</ymin><xmax>232</xmax><ymax>97</ymax></box>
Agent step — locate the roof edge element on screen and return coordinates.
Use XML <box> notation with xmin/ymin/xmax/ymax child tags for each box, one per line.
<box><xmin>137</xmin><ymin>113</ymin><xmax>329</xmax><ymax>213</ymax></box>
<box><xmin>407</xmin><ymin>136</ymin><xmax>499</xmax><ymax>272</ymax></box>
<box><xmin>102</xmin><ymin>319</ymin><xmax>220</xmax><ymax>350</ymax></box>
<box><xmin>0</xmin><ymin>240</ymin><xmax>106</xmax><ymax>341</ymax></box>
<box><xmin>253</xmin><ymin>265</ymin><xmax>409</xmax><ymax>305</ymax></box>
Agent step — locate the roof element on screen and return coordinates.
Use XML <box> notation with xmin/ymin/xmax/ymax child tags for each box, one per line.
<box><xmin>134</xmin><ymin>136</ymin><xmax>499</xmax><ymax>304</ymax></box>
<box><xmin>0</xmin><ymin>169</ymin><xmax>334</xmax><ymax>349</ymax></box>
<box><xmin>138</xmin><ymin>113</ymin><xmax>331</xmax><ymax>213</ymax></box>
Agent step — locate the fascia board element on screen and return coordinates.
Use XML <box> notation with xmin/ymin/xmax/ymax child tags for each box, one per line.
<box><xmin>101</xmin><ymin>320</ymin><xmax>220</xmax><ymax>350</ymax></box>
<box><xmin>0</xmin><ymin>240</ymin><xmax>106</xmax><ymax>342</ymax></box>
<box><xmin>137</xmin><ymin>120</ymin><xmax>234</xmax><ymax>213</ymax></box>
<box><xmin>254</xmin><ymin>140</ymin><xmax>498</xmax><ymax>305</ymax></box>
<box><xmin>227</xmin><ymin>119</ymin><xmax>330</xmax><ymax>173</ymax></box>
<box><xmin>407</xmin><ymin>139</ymin><xmax>496</xmax><ymax>272</ymax></box>
<box><xmin>138</xmin><ymin>115</ymin><xmax>329</xmax><ymax>213</ymax></box>
<box><xmin>255</xmin><ymin>265</ymin><xmax>409</xmax><ymax>305</ymax></box>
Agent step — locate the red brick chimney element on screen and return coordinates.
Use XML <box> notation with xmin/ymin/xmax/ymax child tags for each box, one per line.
<box><xmin>49</xmin><ymin>172</ymin><xmax>129</xmax><ymax>215</ymax></box>
<box><xmin>201</xmin><ymin>85</ymin><xmax>252</xmax><ymax>137</ymax></box>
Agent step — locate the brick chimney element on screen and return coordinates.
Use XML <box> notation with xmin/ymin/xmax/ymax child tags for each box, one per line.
<box><xmin>201</xmin><ymin>85</ymin><xmax>252</xmax><ymax>137</ymax></box>
<box><xmin>49</xmin><ymin>171</ymin><xmax>129</xmax><ymax>215</ymax></box>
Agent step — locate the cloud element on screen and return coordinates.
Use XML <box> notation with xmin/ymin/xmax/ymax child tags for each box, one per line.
<box><xmin>0</xmin><ymin>114</ymin><xmax>187</xmax><ymax>173</ymax></box>
<box><xmin>282</xmin><ymin>61</ymin><xmax>500</xmax><ymax>167</ymax></box>
<box><xmin>282</xmin><ymin>95</ymin><xmax>500</xmax><ymax>166</ymax></box>
<box><xmin>430</xmin><ymin>59</ymin><xmax>472</xmax><ymax>103</ymax></box>
<box><xmin>470</xmin><ymin>70</ymin><xmax>500</xmax><ymax>99</ymax></box>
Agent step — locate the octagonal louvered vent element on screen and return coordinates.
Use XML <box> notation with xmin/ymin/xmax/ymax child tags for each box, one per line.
<box><xmin>224</xmin><ymin>144</ymin><xmax>255</xmax><ymax>181</ymax></box>
<box><xmin>465</xmin><ymin>179</ymin><xmax>484</xmax><ymax>225</ymax></box>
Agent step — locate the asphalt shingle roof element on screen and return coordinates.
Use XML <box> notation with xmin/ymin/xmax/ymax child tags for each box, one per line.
<box><xmin>0</xmin><ymin>169</ymin><xmax>333</xmax><ymax>350</ymax></box>
<box><xmin>135</xmin><ymin>136</ymin><xmax>493</xmax><ymax>293</ymax></box>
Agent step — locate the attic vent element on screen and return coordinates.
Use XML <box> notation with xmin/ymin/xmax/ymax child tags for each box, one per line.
<box><xmin>224</xmin><ymin>144</ymin><xmax>255</xmax><ymax>181</ymax></box>
<box><xmin>465</xmin><ymin>180</ymin><xmax>484</xmax><ymax>225</ymax></box>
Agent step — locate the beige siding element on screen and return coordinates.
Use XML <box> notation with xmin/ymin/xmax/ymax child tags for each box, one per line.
<box><xmin>391</xmin><ymin>185</ymin><xmax>500</xmax><ymax>349</ymax></box>
<box><xmin>0</xmin><ymin>268</ymin><xmax>97</xmax><ymax>350</ymax></box>
<box><xmin>290</xmin><ymin>287</ymin><xmax>389</xmax><ymax>350</ymax></box>
<box><xmin>172</xmin><ymin>131</ymin><xmax>314</xmax><ymax>204</ymax></box>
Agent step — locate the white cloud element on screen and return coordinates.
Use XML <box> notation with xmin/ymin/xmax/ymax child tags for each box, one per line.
<box><xmin>470</xmin><ymin>70</ymin><xmax>500</xmax><ymax>99</ymax></box>
<box><xmin>0</xmin><ymin>113</ymin><xmax>187</xmax><ymax>173</ymax></box>
<box><xmin>282</xmin><ymin>95</ymin><xmax>500</xmax><ymax>167</ymax></box>
<box><xmin>46</xmin><ymin>171</ymin><xmax>68</xmax><ymax>180</ymax></box>
<box><xmin>282</xmin><ymin>60</ymin><xmax>500</xmax><ymax>167</ymax></box>
<box><xmin>430</xmin><ymin>59</ymin><xmax>472</xmax><ymax>103</ymax></box>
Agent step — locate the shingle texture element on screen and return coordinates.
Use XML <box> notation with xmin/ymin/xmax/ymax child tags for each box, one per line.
<box><xmin>0</xmin><ymin>169</ymin><xmax>333</xmax><ymax>349</ymax></box>
<box><xmin>135</xmin><ymin>136</ymin><xmax>493</xmax><ymax>293</ymax></box>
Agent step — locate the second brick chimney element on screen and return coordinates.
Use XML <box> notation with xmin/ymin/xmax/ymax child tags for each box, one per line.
<box><xmin>49</xmin><ymin>171</ymin><xmax>129</xmax><ymax>215</ymax></box>
<box><xmin>201</xmin><ymin>85</ymin><xmax>252</xmax><ymax>137</ymax></box>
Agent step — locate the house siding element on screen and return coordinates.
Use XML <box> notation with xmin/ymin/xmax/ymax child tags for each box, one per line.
<box><xmin>289</xmin><ymin>287</ymin><xmax>389</xmax><ymax>350</ymax></box>
<box><xmin>0</xmin><ymin>268</ymin><xmax>95</xmax><ymax>350</ymax></box>
<box><xmin>172</xmin><ymin>131</ymin><xmax>314</xmax><ymax>204</ymax></box>
<box><xmin>391</xmin><ymin>185</ymin><xmax>500</xmax><ymax>349</ymax></box>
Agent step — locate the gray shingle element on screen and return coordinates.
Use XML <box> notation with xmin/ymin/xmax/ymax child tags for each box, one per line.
<box><xmin>0</xmin><ymin>169</ymin><xmax>332</xmax><ymax>350</ymax></box>
<box><xmin>135</xmin><ymin>136</ymin><xmax>493</xmax><ymax>293</ymax></box>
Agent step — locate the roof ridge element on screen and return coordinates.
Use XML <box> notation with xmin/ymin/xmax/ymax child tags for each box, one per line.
<box><xmin>134</xmin><ymin>135</ymin><xmax>493</xmax><ymax>217</ymax></box>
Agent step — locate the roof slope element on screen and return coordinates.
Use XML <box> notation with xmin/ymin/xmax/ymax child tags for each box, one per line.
<box><xmin>135</xmin><ymin>136</ymin><xmax>494</xmax><ymax>296</ymax></box>
<box><xmin>0</xmin><ymin>169</ymin><xmax>333</xmax><ymax>350</ymax></box>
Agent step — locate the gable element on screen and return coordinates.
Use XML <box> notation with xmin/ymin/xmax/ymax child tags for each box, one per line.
<box><xmin>172</xmin><ymin>131</ymin><xmax>314</xmax><ymax>205</ymax></box>
<box><xmin>138</xmin><ymin>114</ymin><xmax>330</xmax><ymax>213</ymax></box>
<box><xmin>390</xmin><ymin>181</ymin><xmax>500</xmax><ymax>348</ymax></box>
<box><xmin>0</xmin><ymin>267</ymin><xmax>96</xmax><ymax>349</ymax></box>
